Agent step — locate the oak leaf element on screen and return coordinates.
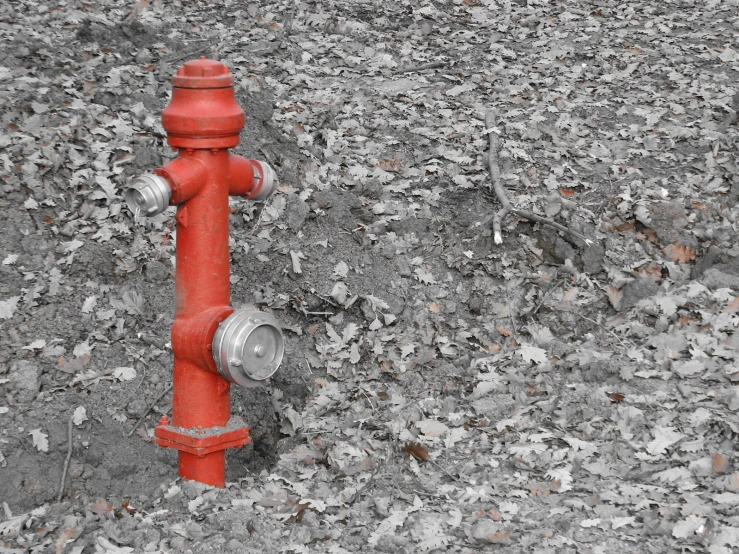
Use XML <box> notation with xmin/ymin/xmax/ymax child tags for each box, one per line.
<box><xmin>402</xmin><ymin>441</ymin><xmax>429</xmax><ymax>461</ymax></box>
<box><xmin>664</xmin><ymin>244</ymin><xmax>696</xmax><ymax>263</ymax></box>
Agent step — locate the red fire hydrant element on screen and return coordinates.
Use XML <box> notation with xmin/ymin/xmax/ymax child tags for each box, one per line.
<box><xmin>124</xmin><ymin>58</ymin><xmax>284</xmax><ymax>487</ymax></box>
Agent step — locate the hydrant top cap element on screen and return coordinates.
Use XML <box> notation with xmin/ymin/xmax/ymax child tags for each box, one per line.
<box><xmin>172</xmin><ymin>57</ymin><xmax>233</xmax><ymax>89</ymax></box>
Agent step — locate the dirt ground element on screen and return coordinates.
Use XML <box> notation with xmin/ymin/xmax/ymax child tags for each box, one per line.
<box><xmin>2</xmin><ymin>0</ymin><xmax>739</xmax><ymax>552</ymax></box>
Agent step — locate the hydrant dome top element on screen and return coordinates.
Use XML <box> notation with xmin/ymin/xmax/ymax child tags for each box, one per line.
<box><xmin>172</xmin><ymin>57</ymin><xmax>233</xmax><ymax>89</ymax></box>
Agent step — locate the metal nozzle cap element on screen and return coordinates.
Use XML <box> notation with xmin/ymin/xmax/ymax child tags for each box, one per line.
<box><xmin>212</xmin><ymin>306</ymin><xmax>284</xmax><ymax>387</ymax></box>
<box><xmin>124</xmin><ymin>174</ymin><xmax>172</xmax><ymax>217</ymax></box>
<box><xmin>249</xmin><ymin>160</ymin><xmax>277</xmax><ymax>202</ymax></box>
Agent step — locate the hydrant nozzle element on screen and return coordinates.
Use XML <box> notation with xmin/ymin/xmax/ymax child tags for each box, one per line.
<box><xmin>124</xmin><ymin>58</ymin><xmax>284</xmax><ymax>488</ymax></box>
<box><xmin>124</xmin><ymin>174</ymin><xmax>171</xmax><ymax>217</ymax></box>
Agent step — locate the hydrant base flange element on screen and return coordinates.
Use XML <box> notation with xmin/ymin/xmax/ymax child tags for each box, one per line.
<box><xmin>153</xmin><ymin>416</ymin><xmax>250</xmax><ymax>457</ymax></box>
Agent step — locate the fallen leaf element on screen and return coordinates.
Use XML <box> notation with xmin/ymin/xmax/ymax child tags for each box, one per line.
<box><xmin>81</xmin><ymin>295</ymin><xmax>97</xmax><ymax>314</ymax></box>
<box><xmin>518</xmin><ymin>344</ymin><xmax>548</xmax><ymax>365</ymax></box>
<box><xmin>664</xmin><ymin>244</ymin><xmax>696</xmax><ymax>264</ymax></box>
<box><xmin>54</xmin><ymin>526</ymin><xmax>75</xmax><ymax>554</ymax></box>
<box><xmin>332</xmin><ymin>261</ymin><xmax>349</xmax><ymax>279</ymax></box>
<box><xmin>402</xmin><ymin>441</ymin><xmax>429</xmax><ymax>461</ymax></box>
<box><xmin>580</xmin><ymin>518</ymin><xmax>601</xmax><ymax>528</ymax></box>
<box><xmin>496</xmin><ymin>326</ymin><xmax>514</xmax><ymax>337</ymax></box>
<box><xmin>113</xmin><ymin>367</ymin><xmax>136</xmax><ymax>381</ymax></box>
<box><xmin>416</xmin><ymin>419</ymin><xmax>449</xmax><ymax>437</ymax></box>
<box><xmin>647</xmin><ymin>426</ymin><xmax>683</xmax><ymax>456</ymax></box>
<box><xmin>72</xmin><ymin>406</ymin><xmax>88</xmax><ymax>426</ymax></box>
<box><xmin>29</xmin><ymin>429</ymin><xmax>49</xmax><ymax>452</ymax></box>
<box><xmin>605</xmin><ymin>285</ymin><xmax>623</xmax><ymax>310</ymax></box>
<box><xmin>23</xmin><ymin>339</ymin><xmax>46</xmax><ymax>351</ymax></box>
<box><xmin>713</xmin><ymin>452</ymin><xmax>731</xmax><ymax>475</ymax></box>
<box><xmin>724</xmin><ymin>297</ymin><xmax>739</xmax><ymax>313</ymax></box>
<box><xmin>290</xmin><ymin>250</ymin><xmax>304</xmax><ymax>274</ymax></box>
<box><xmin>672</xmin><ymin>514</ymin><xmax>705</xmax><ymax>539</ymax></box>
<box><xmin>485</xmin><ymin>531</ymin><xmax>511</xmax><ymax>544</ymax></box>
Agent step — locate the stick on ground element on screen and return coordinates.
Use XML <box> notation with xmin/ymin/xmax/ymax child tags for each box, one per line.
<box><xmin>127</xmin><ymin>383</ymin><xmax>173</xmax><ymax>438</ymax></box>
<box><xmin>57</xmin><ymin>416</ymin><xmax>73</xmax><ymax>503</ymax></box>
<box><xmin>482</xmin><ymin>110</ymin><xmax>592</xmax><ymax>246</ymax></box>
<box><xmin>393</xmin><ymin>61</ymin><xmax>446</xmax><ymax>74</ymax></box>
<box><xmin>280</xmin><ymin>0</ymin><xmax>297</xmax><ymax>44</ymax></box>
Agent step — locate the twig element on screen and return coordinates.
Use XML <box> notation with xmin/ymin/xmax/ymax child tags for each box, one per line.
<box><xmin>248</xmin><ymin>196</ymin><xmax>271</xmax><ymax>236</ymax></box>
<box><xmin>574</xmin><ymin>313</ymin><xmax>633</xmax><ymax>348</ymax></box>
<box><xmin>505</xmin><ymin>284</ymin><xmax>518</xmax><ymax>335</ymax></box>
<box><xmin>127</xmin><ymin>383</ymin><xmax>173</xmax><ymax>438</ymax></box>
<box><xmin>301</xmin><ymin>286</ymin><xmax>340</xmax><ymax>308</ymax></box>
<box><xmin>428</xmin><ymin>458</ymin><xmax>459</xmax><ymax>481</ymax></box>
<box><xmin>279</xmin><ymin>0</ymin><xmax>297</xmax><ymax>44</ymax></box>
<box><xmin>482</xmin><ymin>110</ymin><xmax>593</xmax><ymax>246</ymax></box>
<box><xmin>500</xmin><ymin>0</ymin><xmax>512</xmax><ymax>31</ymax></box>
<box><xmin>346</xmin><ymin>465</ymin><xmax>381</xmax><ymax>505</ymax></box>
<box><xmin>526</xmin><ymin>278</ymin><xmax>565</xmax><ymax>317</ymax></box>
<box><xmin>57</xmin><ymin>416</ymin><xmax>73</xmax><ymax>503</ymax></box>
<box><xmin>393</xmin><ymin>61</ymin><xmax>446</xmax><ymax>75</ymax></box>
<box><xmin>166</xmin><ymin>43</ymin><xmax>211</xmax><ymax>65</ymax></box>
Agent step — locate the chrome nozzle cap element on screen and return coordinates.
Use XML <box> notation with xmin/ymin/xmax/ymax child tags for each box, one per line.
<box><xmin>247</xmin><ymin>160</ymin><xmax>277</xmax><ymax>202</ymax></box>
<box><xmin>213</xmin><ymin>307</ymin><xmax>284</xmax><ymax>387</ymax></box>
<box><xmin>124</xmin><ymin>174</ymin><xmax>172</xmax><ymax>217</ymax></box>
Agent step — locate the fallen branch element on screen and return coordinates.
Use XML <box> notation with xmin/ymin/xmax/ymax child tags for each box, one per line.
<box><xmin>393</xmin><ymin>61</ymin><xmax>446</xmax><ymax>75</ymax></box>
<box><xmin>482</xmin><ymin>110</ymin><xmax>592</xmax><ymax>246</ymax></box>
<box><xmin>127</xmin><ymin>383</ymin><xmax>173</xmax><ymax>438</ymax></box>
<box><xmin>57</xmin><ymin>416</ymin><xmax>73</xmax><ymax>503</ymax></box>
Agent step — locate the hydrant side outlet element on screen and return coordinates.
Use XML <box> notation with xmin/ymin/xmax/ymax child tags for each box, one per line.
<box><xmin>124</xmin><ymin>58</ymin><xmax>284</xmax><ymax>488</ymax></box>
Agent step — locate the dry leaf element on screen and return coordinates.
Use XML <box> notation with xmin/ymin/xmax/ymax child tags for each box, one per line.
<box><xmin>29</xmin><ymin>429</ymin><xmax>49</xmax><ymax>452</ymax></box>
<box><xmin>416</xmin><ymin>419</ymin><xmax>449</xmax><ymax>437</ymax></box>
<box><xmin>496</xmin><ymin>326</ymin><xmax>514</xmax><ymax>337</ymax></box>
<box><xmin>713</xmin><ymin>452</ymin><xmax>731</xmax><ymax>475</ymax></box>
<box><xmin>56</xmin><ymin>353</ymin><xmax>91</xmax><ymax>374</ymax></box>
<box><xmin>724</xmin><ymin>297</ymin><xmax>739</xmax><ymax>313</ymax></box>
<box><xmin>605</xmin><ymin>285</ymin><xmax>623</xmax><ymax>310</ymax></box>
<box><xmin>72</xmin><ymin>406</ymin><xmax>88</xmax><ymax>426</ymax></box>
<box><xmin>664</xmin><ymin>244</ymin><xmax>696</xmax><ymax>263</ymax></box>
<box><xmin>54</xmin><ymin>526</ymin><xmax>75</xmax><ymax>554</ymax></box>
<box><xmin>377</xmin><ymin>158</ymin><xmax>401</xmax><ymax>172</ymax></box>
<box><xmin>485</xmin><ymin>531</ymin><xmax>511</xmax><ymax>544</ymax></box>
<box><xmin>113</xmin><ymin>367</ymin><xmax>136</xmax><ymax>381</ymax></box>
<box><xmin>606</xmin><ymin>392</ymin><xmax>625</xmax><ymax>403</ymax></box>
<box><xmin>402</xmin><ymin>441</ymin><xmax>429</xmax><ymax>461</ymax></box>
<box><xmin>429</xmin><ymin>301</ymin><xmax>441</xmax><ymax>313</ymax></box>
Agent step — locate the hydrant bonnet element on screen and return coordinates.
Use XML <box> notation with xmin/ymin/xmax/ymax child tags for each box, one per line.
<box><xmin>172</xmin><ymin>57</ymin><xmax>234</xmax><ymax>89</ymax></box>
<box><xmin>162</xmin><ymin>57</ymin><xmax>244</xmax><ymax>149</ymax></box>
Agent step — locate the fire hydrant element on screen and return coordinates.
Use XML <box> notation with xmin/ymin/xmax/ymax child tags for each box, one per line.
<box><xmin>123</xmin><ymin>58</ymin><xmax>284</xmax><ymax>487</ymax></box>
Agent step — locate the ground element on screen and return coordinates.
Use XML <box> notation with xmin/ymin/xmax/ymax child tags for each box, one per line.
<box><xmin>2</xmin><ymin>0</ymin><xmax>739</xmax><ymax>552</ymax></box>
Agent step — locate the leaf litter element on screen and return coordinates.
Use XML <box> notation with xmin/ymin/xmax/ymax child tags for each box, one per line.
<box><xmin>1</xmin><ymin>0</ymin><xmax>739</xmax><ymax>552</ymax></box>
